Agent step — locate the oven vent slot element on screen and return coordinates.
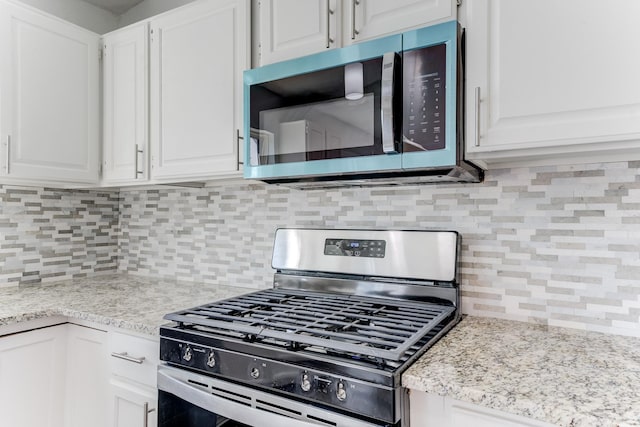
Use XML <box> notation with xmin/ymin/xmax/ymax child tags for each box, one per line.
<box><xmin>187</xmin><ymin>379</ymin><xmax>208</xmax><ymax>388</ymax></box>
<box><xmin>211</xmin><ymin>386</ymin><xmax>252</xmax><ymax>406</ymax></box>
<box><xmin>307</xmin><ymin>414</ymin><xmax>338</xmax><ymax>426</ymax></box>
<box><xmin>256</xmin><ymin>399</ymin><xmax>302</xmax><ymax>417</ymax></box>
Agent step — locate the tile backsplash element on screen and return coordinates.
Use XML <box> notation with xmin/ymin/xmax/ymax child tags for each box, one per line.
<box><xmin>0</xmin><ymin>186</ymin><xmax>119</xmax><ymax>287</ymax></box>
<box><xmin>3</xmin><ymin>161</ymin><xmax>640</xmax><ymax>336</ymax></box>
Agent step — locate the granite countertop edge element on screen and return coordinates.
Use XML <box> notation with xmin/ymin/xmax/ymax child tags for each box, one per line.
<box><xmin>402</xmin><ymin>316</ymin><xmax>640</xmax><ymax>427</ymax></box>
<box><xmin>0</xmin><ymin>273</ymin><xmax>258</xmax><ymax>337</ymax></box>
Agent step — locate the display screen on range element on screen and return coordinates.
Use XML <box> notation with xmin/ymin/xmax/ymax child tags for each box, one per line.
<box><xmin>403</xmin><ymin>43</ymin><xmax>447</xmax><ymax>152</ymax></box>
<box><xmin>324</xmin><ymin>239</ymin><xmax>386</xmax><ymax>258</ymax></box>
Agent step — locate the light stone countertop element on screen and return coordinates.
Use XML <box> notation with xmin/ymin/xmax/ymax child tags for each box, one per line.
<box><xmin>402</xmin><ymin>316</ymin><xmax>640</xmax><ymax>427</ymax></box>
<box><xmin>0</xmin><ymin>273</ymin><xmax>256</xmax><ymax>336</ymax></box>
<box><xmin>4</xmin><ymin>276</ymin><xmax>639</xmax><ymax>426</ymax></box>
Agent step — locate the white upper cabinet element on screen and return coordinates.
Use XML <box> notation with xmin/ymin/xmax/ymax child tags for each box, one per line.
<box><xmin>149</xmin><ymin>0</ymin><xmax>249</xmax><ymax>180</ymax></box>
<box><xmin>256</xmin><ymin>0</ymin><xmax>455</xmax><ymax>66</ymax></box>
<box><xmin>0</xmin><ymin>0</ymin><xmax>100</xmax><ymax>184</ymax></box>
<box><xmin>102</xmin><ymin>23</ymin><xmax>149</xmax><ymax>184</ymax></box>
<box><xmin>258</xmin><ymin>0</ymin><xmax>339</xmax><ymax>65</ymax></box>
<box><xmin>344</xmin><ymin>0</ymin><xmax>455</xmax><ymax>45</ymax></box>
<box><xmin>464</xmin><ymin>0</ymin><xmax>640</xmax><ymax>166</ymax></box>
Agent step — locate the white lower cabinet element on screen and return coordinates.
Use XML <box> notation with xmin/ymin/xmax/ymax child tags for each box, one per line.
<box><xmin>108</xmin><ymin>331</ymin><xmax>159</xmax><ymax>427</ymax></box>
<box><xmin>0</xmin><ymin>323</ymin><xmax>159</xmax><ymax>427</ymax></box>
<box><xmin>0</xmin><ymin>325</ymin><xmax>67</xmax><ymax>427</ymax></box>
<box><xmin>109</xmin><ymin>379</ymin><xmax>158</xmax><ymax>427</ymax></box>
<box><xmin>410</xmin><ymin>391</ymin><xmax>555</xmax><ymax>427</ymax></box>
<box><xmin>64</xmin><ymin>324</ymin><xmax>109</xmax><ymax>427</ymax></box>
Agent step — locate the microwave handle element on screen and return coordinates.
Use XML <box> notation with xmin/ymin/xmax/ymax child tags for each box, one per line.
<box><xmin>381</xmin><ymin>52</ymin><xmax>397</xmax><ymax>154</ymax></box>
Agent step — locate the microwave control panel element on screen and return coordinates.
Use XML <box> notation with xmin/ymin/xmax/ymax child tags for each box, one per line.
<box><xmin>324</xmin><ymin>239</ymin><xmax>386</xmax><ymax>258</ymax></box>
<box><xmin>403</xmin><ymin>43</ymin><xmax>447</xmax><ymax>152</ymax></box>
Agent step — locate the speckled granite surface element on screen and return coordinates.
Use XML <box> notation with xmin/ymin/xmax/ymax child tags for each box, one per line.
<box><xmin>403</xmin><ymin>316</ymin><xmax>640</xmax><ymax>427</ymax></box>
<box><xmin>0</xmin><ymin>273</ymin><xmax>255</xmax><ymax>335</ymax></box>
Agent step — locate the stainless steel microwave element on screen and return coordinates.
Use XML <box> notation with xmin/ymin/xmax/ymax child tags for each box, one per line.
<box><xmin>243</xmin><ymin>21</ymin><xmax>482</xmax><ymax>188</ymax></box>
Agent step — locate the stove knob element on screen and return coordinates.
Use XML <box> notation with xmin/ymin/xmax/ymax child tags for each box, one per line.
<box><xmin>182</xmin><ymin>345</ymin><xmax>193</xmax><ymax>362</ymax></box>
<box><xmin>250</xmin><ymin>367</ymin><xmax>260</xmax><ymax>379</ymax></box>
<box><xmin>300</xmin><ymin>373</ymin><xmax>311</xmax><ymax>392</ymax></box>
<box><xmin>206</xmin><ymin>351</ymin><xmax>216</xmax><ymax>368</ymax></box>
<box><xmin>336</xmin><ymin>381</ymin><xmax>347</xmax><ymax>401</ymax></box>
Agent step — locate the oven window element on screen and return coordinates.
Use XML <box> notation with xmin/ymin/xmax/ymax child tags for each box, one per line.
<box><xmin>158</xmin><ymin>390</ymin><xmax>250</xmax><ymax>427</ymax></box>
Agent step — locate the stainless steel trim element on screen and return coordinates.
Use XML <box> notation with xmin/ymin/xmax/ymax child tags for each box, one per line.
<box><xmin>5</xmin><ymin>135</ymin><xmax>9</xmax><ymax>174</ymax></box>
<box><xmin>351</xmin><ymin>0</ymin><xmax>360</xmax><ymax>40</ymax></box>
<box><xmin>135</xmin><ymin>144</ymin><xmax>144</xmax><ymax>177</ymax></box>
<box><xmin>326</xmin><ymin>1</ymin><xmax>334</xmax><ymax>48</ymax></box>
<box><xmin>157</xmin><ymin>365</ymin><xmax>383</xmax><ymax>427</ymax></box>
<box><xmin>274</xmin><ymin>273</ymin><xmax>459</xmax><ymax>308</ymax></box>
<box><xmin>110</xmin><ymin>351</ymin><xmax>145</xmax><ymax>364</ymax></box>
<box><xmin>272</xmin><ymin>229</ymin><xmax>458</xmax><ymax>282</ymax></box>
<box><xmin>236</xmin><ymin>129</ymin><xmax>244</xmax><ymax>166</ymax></box>
<box><xmin>474</xmin><ymin>86</ymin><xmax>481</xmax><ymax>147</ymax></box>
<box><xmin>143</xmin><ymin>402</ymin><xmax>155</xmax><ymax>427</ymax></box>
<box><xmin>381</xmin><ymin>52</ymin><xmax>397</xmax><ymax>154</ymax></box>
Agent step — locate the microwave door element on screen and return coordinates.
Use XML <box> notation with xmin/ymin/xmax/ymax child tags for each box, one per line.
<box><xmin>243</xmin><ymin>34</ymin><xmax>403</xmax><ymax>181</ymax></box>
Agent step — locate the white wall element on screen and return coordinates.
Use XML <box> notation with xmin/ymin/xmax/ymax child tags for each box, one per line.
<box><xmin>16</xmin><ymin>0</ymin><xmax>119</xmax><ymax>34</ymax></box>
<box><xmin>118</xmin><ymin>0</ymin><xmax>196</xmax><ymax>27</ymax></box>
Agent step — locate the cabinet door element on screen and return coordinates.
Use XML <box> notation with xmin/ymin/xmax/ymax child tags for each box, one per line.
<box><xmin>109</xmin><ymin>379</ymin><xmax>157</xmax><ymax>427</ymax></box>
<box><xmin>0</xmin><ymin>326</ymin><xmax>66</xmax><ymax>427</ymax></box>
<box><xmin>0</xmin><ymin>1</ymin><xmax>100</xmax><ymax>183</ymax></box>
<box><xmin>103</xmin><ymin>23</ymin><xmax>149</xmax><ymax>184</ymax></box>
<box><xmin>149</xmin><ymin>0</ymin><xmax>249</xmax><ymax>180</ymax></box>
<box><xmin>258</xmin><ymin>0</ymin><xmax>339</xmax><ymax>65</ymax></box>
<box><xmin>410</xmin><ymin>391</ymin><xmax>556</xmax><ymax>427</ymax></box>
<box><xmin>465</xmin><ymin>0</ymin><xmax>640</xmax><ymax>162</ymax></box>
<box><xmin>65</xmin><ymin>324</ymin><xmax>108</xmax><ymax>427</ymax></box>
<box><xmin>345</xmin><ymin>0</ymin><xmax>455</xmax><ymax>45</ymax></box>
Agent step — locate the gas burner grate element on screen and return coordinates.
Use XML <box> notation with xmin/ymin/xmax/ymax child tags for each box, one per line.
<box><xmin>164</xmin><ymin>288</ymin><xmax>454</xmax><ymax>361</ymax></box>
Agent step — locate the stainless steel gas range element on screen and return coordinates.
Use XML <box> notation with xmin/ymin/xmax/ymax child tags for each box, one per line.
<box><xmin>157</xmin><ymin>228</ymin><xmax>461</xmax><ymax>427</ymax></box>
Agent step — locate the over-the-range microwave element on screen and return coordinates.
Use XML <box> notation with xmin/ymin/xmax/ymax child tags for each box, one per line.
<box><xmin>243</xmin><ymin>20</ymin><xmax>482</xmax><ymax>188</ymax></box>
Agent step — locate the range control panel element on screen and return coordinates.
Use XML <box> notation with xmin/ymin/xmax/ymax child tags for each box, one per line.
<box><xmin>159</xmin><ymin>337</ymin><xmax>396</xmax><ymax>423</ymax></box>
<box><xmin>324</xmin><ymin>239</ymin><xmax>386</xmax><ymax>258</ymax></box>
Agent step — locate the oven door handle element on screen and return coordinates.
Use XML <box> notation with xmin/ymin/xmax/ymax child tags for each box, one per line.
<box><xmin>157</xmin><ymin>366</ymin><xmax>382</xmax><ymax>427</ymax></box>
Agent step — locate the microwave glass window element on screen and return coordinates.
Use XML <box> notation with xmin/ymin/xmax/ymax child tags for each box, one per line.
<box><xmin>249</xmin><ymin>58</ymin><xmax>384</xmax><ymax>165</ymax></box>
<box><xmin>403</xmin><ymin>43</ymin><xmax>447</xmax><ymax>152</ymax></box>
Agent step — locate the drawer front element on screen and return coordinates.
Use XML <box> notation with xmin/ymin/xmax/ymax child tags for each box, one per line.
<box><xmin>108</xmin><ymin>331</ymin><xmax>159</xmax><ymax>388</ymax></box>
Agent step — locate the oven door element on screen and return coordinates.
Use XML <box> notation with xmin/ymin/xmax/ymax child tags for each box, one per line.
<box><xmin>243</xmin><ymin>34</ymin><xmax>402</xmax><ymax>181</ymax></box>
<box><xmin>158</xmin><ymin>366</ymin><xmax>385</xmax><ymax>427</ymax></box>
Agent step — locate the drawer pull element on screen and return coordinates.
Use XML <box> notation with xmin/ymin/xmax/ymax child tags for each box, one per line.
<box><xmin>111</xmin><ymin>351</ymin><xmax>145</xmax><ymax>364</ymax></box>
